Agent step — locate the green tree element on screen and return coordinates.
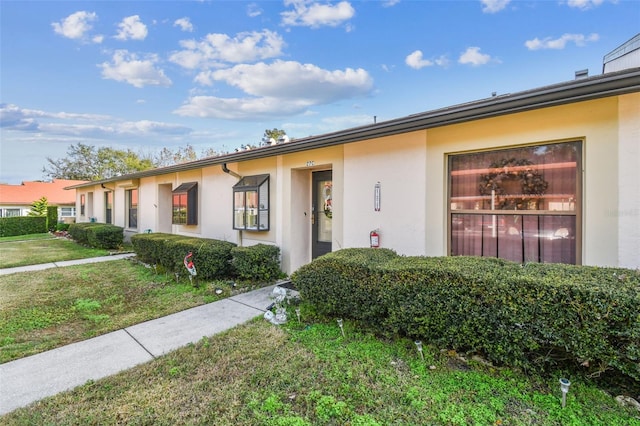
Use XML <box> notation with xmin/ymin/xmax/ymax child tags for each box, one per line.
<box><xmin>43</xmin><ymin>143</ymin><xmax>156</xmax><ymax>181</ymax></box>
<box><xmin>28</xmin><ymin>196</ymin><xmax>48</xmax><ymax>216</ymax></box>
<box><xmin>261</xmin><ymin>128</ymin><xmax>288</xmax><ymax>146</ymax></box>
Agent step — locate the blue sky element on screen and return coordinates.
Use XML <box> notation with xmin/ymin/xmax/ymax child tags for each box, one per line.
<box><xmin>1</xmin><ymin>0</ymin><xmax>638</xmax><ymax>184</ymax></box>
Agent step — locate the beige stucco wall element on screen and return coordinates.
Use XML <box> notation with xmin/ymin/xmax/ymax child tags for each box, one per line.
<box><xmin>425</xmin><ymin>96</ymin><xmax>630</xmax><ymax>267</ymax></box>
<box><xmin>617</xmin><ymin>92</ymin><xmax>640</xmax><ymax>268</ymax></box>
<box><xmin>343</xmin><ymin>131</ymin><xmax>427</xmax><ymax>255</ymax></box>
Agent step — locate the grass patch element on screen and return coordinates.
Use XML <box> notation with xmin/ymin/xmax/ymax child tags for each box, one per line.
<box><xmin>2</xmin><ymin>320</ymin><xmax>638</xmax><ymax>425</ymax></box>
<box><xmin>0</xmin><ymin>233</ymin><xmax>54</xmax><ymax>243</ymax></box>
<box><xmin>0</xmin><ymin>260</ymin><xmax>246</xmax><ymax>362</ymax></box>
<box><xmin>0</xmin><ymin>238</ymin><xmax>111</xmax><ymax>269</ymax></box>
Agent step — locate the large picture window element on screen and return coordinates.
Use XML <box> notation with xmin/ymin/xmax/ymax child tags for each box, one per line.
<box><xmin>233</xmin><ymin>174</ymin><xmax>269</xmax><ymax>231</ymax></box>
<box><xmin>127</xmin><ymin>189</ymin><xmax>138</xmax><ymax>229</ymax></box>
<box><xmin>449</xmin><ymin>141</ymin><xmax>581</xmax><ymax>264</ymax></box>
<box><xmin>172</xmin><ymin>182</ymin><xmax>198</xmax><ymax>225</ymax></box>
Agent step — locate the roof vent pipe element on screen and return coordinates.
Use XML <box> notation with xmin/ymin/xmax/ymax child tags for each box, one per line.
<box><xmin>575</xmin><ymin>69</ymin><xmax>589</xmax><ymax>79</ymax></box>
<box><xmin>222</xmin><ymin>163</ymin><xmax>242</xmax><ymax>180</ymax></box>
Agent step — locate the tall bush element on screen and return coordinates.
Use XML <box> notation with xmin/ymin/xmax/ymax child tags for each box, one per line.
<box><xmin>46</xmin><ymin>206</ymin><xmax>58</xmax><ymax>232</ymax></box>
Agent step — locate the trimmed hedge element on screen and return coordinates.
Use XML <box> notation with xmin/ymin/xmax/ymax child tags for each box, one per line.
<box><xmin>46</xmin><ymin>206</ymin><xmax>58</xmax><ymax>232</ymax></box>
<box><xmin>131</xmin><ymin>233</ymin><xmax>237</xmax><ymax>280</ymax></box>
<box><xmin>68</xmin><ymin>222</ymin><xmax>123</xmax><ymax>249</ymax></box>
<box><xmin>0</xmin><ymin>216</ymin><xmax>47</xmax><ymax>237</ymax></box>
<box><xmin>231</xmin><ymin>244</ymin><xmax>284</xmax><ymax>282</ymax></box>
<box><xmin>291</xmin><ymin>249</ymin><xmax>640</xmax><ymax>381</ymax></box>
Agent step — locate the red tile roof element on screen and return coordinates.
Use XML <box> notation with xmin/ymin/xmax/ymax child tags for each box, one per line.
<box><xmin>0</xmin><ymin>179</ymin><xmax>88</xmax><ymax>206</ymax></box>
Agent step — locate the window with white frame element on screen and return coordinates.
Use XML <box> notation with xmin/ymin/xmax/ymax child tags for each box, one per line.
<box><xmin>105</xmin><ymin>191</ymin><xmax>113</xmax><ymax>224</ymax></box>
<box><xmin>233</xmin><ymin>174</ymin><xmax>269</xmax><ymax>231</ymax></box>
<box><xmin>126</xmin><ymin>188</ymin><xmax>138</xmax><ymax>229</ymax></box>
<box><xmin>3</xmin><ymin>208</ymin><xmax>21</xmax><ymax>217</ymax></box>
<box><xmin>172</xmin><ymin>182</ymin><xmax>198</xmax><ymax>225</ymax></box>
<box><xmin>448</xmin><ymin>141</ymin><xmax>581</xmax><ymax>265</ymax></box>
<box><xmin>60</xmin><ymin>207</ymin><xmax>76</xmax><ymax>217</ymax></box>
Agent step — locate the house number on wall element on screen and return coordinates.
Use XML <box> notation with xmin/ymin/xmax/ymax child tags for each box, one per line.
<box><xmin>306</xmin><ymin>161</ymin><xmax>315</xmax><ymax>167</ymax></box>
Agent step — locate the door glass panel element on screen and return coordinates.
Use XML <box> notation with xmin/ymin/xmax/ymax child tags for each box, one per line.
<box><xmin>317</xmin><ymin>179</ymin><xmax>332</xmax><ymax>243</ymax></box>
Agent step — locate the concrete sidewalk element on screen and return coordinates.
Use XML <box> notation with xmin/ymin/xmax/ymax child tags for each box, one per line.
<box><xmin>0</xmin><ymin>283</ymin><xmax>279</xmax><ymax>415</ymax></box>
<box><xmin>0</xmin><ymin>253</ymin><xmax>137</xmax><ymax>276</ymax></box>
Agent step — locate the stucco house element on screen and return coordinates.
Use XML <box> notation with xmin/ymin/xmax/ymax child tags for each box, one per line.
<box><xmin>0</xmin><ymin>179</ymin><xmax>87</xmax><ymax>222</ymax></box>
<box><xmin>69</xmin><ymin>50</ymin><xmax>639</xmax><ymax>274</ymax></box>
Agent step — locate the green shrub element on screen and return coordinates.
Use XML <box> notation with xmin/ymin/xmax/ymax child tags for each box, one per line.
<box><xmin>68</xmin><ymin>222</ymin><xmax>94</xmax><ymax>244</ymax></box>
<box><xmin>0</xmin><ymin>216</ymin><xmax>47</xmax><ymax>237</ymax></box>
<box><xmin>131</xmin><ymin>233</ymin><xmax>237</xmax><ymax>280</ymax></box>
<box><xmin>69</xmin><ymin>222</ymin><xmax>123</xmax><ymax>249</ymax></box>
<box><xmin>56</xmin><ymin>222</ymin><xmax>70</xmax><ymax>232</ymax></box>
<box><xmin>86</xmin><ymin>224</ymin><xmax>124</xmax><ymax>249</ymax></box>
<box><xmin>231</xmin><ymin>244</ymin><xmax>284</xmax><ymax>282</ymax></box>
<box><xmin>291</xmin><ymin>250</ymin><xmax>640</xmax><ymax>382</ymax></box>
<box><xmin>46</xmin><ymin>206</ymin><xmax>58</xmax><ymax>232</ymax></box>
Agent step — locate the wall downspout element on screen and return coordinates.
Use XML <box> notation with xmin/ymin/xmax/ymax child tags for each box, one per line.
<box><xmin>222</xmin><ymin>163</ymin><xmax>244</xmax><ymax>246</ymax></box>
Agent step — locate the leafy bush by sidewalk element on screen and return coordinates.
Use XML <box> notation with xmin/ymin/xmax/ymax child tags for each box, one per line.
<box><xmin>131</xmin><ymin>233</ymin><xmax>284</xmax><ymax>282</ymax></box>
<box><xmin>68</xmin><ymin>222</ymin><xmax>123</xmax><ymax>249</ymax></box>
<box><xmin>292</xmin><ymin>249</ymin><xmax>640</xmax><ymax>383</ymax></box>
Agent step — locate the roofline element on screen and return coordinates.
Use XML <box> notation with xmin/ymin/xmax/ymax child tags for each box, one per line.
<box><xmin>67</xmin><ymin>67</ymin><xmax>640</xmax><ymax>190</ymax></box>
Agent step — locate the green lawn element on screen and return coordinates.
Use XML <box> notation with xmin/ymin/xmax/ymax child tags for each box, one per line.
<box><xmin>2</xmin><ymin>319</ymin><xmax>638</xmax><ymax>425</ymax></box>
<box><xmin>0</xmin><ymin>233</ymin><xmax>54</xmax><ymax>243</ymax></box>
<box><xmin>0</xmin><ymin>238</ymin><xmax>110</xmax><ymax>268</ymax></box>
<box><xmin>0</xmin><ymin>260</ymin><xmax>249</xmax><ymax>363</ymax></box>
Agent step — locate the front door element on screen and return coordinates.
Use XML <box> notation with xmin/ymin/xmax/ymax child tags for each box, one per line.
<box><xmin>312</xmin><ymin>170</ymin><xmax>332</xmax><ymax>259</ymax></box>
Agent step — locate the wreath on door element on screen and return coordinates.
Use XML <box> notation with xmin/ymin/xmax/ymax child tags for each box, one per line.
<box><xmin>323</xmin><ymin>182</ymin><xmax>333</xmax><ymax>219</ymax></box>
<box><xmin>478</xmin><ymin>158</ymin><xmax>549</xmax><ymax>210</ymax></box>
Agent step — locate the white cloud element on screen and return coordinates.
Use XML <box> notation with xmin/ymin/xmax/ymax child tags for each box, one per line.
<box><xmin>525</xmin><ymin>33</ymin><xmax>599</xmax><ymax>50</ymax></box>
<box><xmin>405</xmin><ymin>50</ymin><xmax>449</xmax><ymax>69</ymax></box>
<box><xmin>382</xmin><ymin>0</ymin><xmax>401</xmax><ymax>7</ymax></box>
<box><xmin>52</xmin><ymin>11</ymin><xmax>98</xmax><ymax>41</ymax></box>
<box><xmin>458</xmin><ymin>47</ymin><xmax>492</xmax><ymax>66</ymax></box>
<box><xmin>247</xmin><ymin>3</ymin><xmax>263</xmax><ymax>17</ymax></box>
<box><xmin>169</xmin><ymin>30</ymin><xmax>285</xmax><ymax>70</ymax></box>
<box><xmin>281</xmin><ymin>0</ymin><xmax>355</xmax><ymax>28</ymax></box>
<box><xmin>175</xmin><ymin>60</ymin><xmax>373</xmax><ymax>120</ymax></box>
<box><xmin>174</xmin><ymin>17</ymin><xmax>194</xmax><ymax>32</ymax></box>
<box><xmin>99</xmin><ymin>50</ymin><xmax>172</xmax><ymax>88</ymax></box>
<box><xmin>115</xmin><ymin>15</ymin><xmax>148</xmax><ymax>41</ymax></box>
<box><xmin>566</xmin><ymin>0</ymin><xmax>604</xmax><ymax>10</ymax></box>
<box><xmin>480</xmin><ymin>0</ymin><xmax>511</xmax><ymax>13</ymax></box>
<box><xmin>211</xmin><ymin>60</ymin><xmax>372</xmax><ymax>101</ymax></box>
<box><xmin>0</xmin><ymin>103</ymin><xmax>189</xmax><ymax>137</ymax></box>
<box><xmin>92</xmin><ymin>35</ymin><xmax>105</xmax><ymax>44</ymax></box>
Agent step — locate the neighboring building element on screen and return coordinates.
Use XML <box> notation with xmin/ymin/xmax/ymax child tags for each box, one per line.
<box><xmin>69</xmin><ymin>59</ymin><xmax>640</xmax><ymax>274</ymax></box>
<box><xmin>603</xmin><ymin>33</ymin><xmax>640</xmax><ymax>74</ymax></box>
<box><xmin>0</xmin><ymin>179</ymin><xmax>88</xmax><ymax>222</ymax></box>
